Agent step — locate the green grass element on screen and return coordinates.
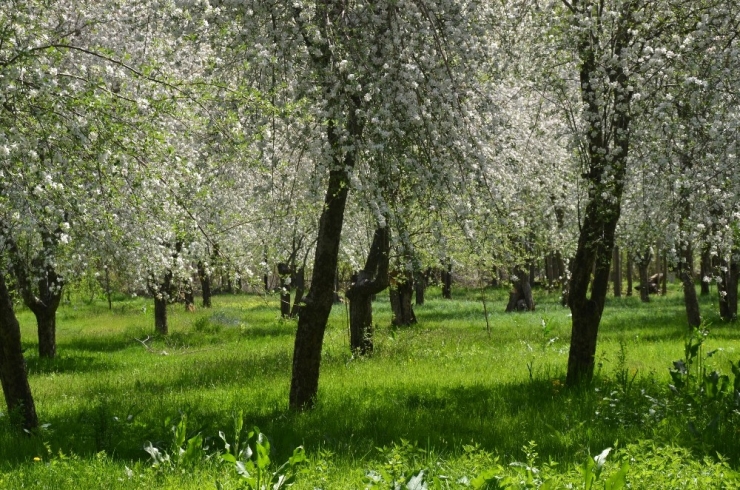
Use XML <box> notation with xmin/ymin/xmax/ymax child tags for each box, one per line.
<box><xmin>1</xmin><ymin>285</ymin><xmax>740</xmax><ymax>488</ymax></box>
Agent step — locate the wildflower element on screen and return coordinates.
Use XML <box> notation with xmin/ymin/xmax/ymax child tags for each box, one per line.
<box><xmin>33</xmin><ymin>457</ymin><xmax>41</xmax><ymax>462</ymax></box>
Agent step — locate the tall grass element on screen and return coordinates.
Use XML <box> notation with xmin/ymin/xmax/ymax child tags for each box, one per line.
<box><xmin>1</xmin><ymin>285</ymin><xmax>739</xmax><ymax>488</ymax></box>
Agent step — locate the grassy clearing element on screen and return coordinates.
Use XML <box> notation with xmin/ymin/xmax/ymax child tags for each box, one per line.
<box><xmin>1</xmin><ymin>285</ymin><xmax>740</xmax><ymax>488</ymax></box>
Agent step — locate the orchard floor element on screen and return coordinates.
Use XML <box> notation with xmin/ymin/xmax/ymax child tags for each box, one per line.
<box><xmin>2</xmin><ymin>285</ymin><xmax>740</xmax><ymax>488</ymax></box>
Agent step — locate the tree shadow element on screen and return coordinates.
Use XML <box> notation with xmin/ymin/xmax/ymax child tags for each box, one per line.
<box><xmin>25</xmin><ymin>353</ymin><xmax>115</xmax><ymax>376</ymax></box>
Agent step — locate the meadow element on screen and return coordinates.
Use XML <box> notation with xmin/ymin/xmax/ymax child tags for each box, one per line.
<box><xmin>1</xmin><ymin>285</ymin><xmax>740</xmax><ymax>488</ymax></box>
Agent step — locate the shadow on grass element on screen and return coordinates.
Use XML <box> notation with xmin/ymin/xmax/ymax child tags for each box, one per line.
<box><xmin>25</xmin><ymin>353</ymin><xmax>116</xmax><ymax>376</ymax></box>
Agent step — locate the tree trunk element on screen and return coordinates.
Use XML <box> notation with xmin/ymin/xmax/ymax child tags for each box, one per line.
<box><xmin>636</xmin><ymin>249</ymin><xmax>652</xmax><ymax>303</ymax></box>
<box><xmin>390</xmin><ymin>270</ymin><xmax>417</xmax><ymax>326</ymax></box>
<box><xmin>349</xmin><ymin>282</ymin><xmax>374</xmax><ymax>354</ymax></box>
<box><xmin>638</xmin><ymin>261</ymin><xmax>650</xmax><ymax>303</ymax></box>
<box><xmin>345</xmin><ymin>227</ymin><xmax>389</xmax><ymax>355</ymax></box>
<box><xmin>105</xmin><ymin>267</ymin><xmax>113</xmax><ymax>310</ymax></box>
<box><xmin>566</xmin><ymin>9</ymin><xmax>632</xmax><ymax>386</ymax></box>
<box><xmin>612</xmin><ymin>246</ymin><xmax>622</xmax><ymax>297</ymax></box>
<box><xmin>719</xmin><ymin>257</ymin><xmax>738</xmax><ymax>321</ymax></box>
<box><xmin>505</xmin><ymin>265</ymin><xmax>535</xmax><ymax>312</ymax></box>
<box><xmin>290</xmin><ymin>267</ymin><xmax>305</xmax><ymax>318</ymax></box>
<box><xmin>198</xmin><ymin>261</ymin><xmax>212</xmax><ymax>308</ymax></box>
<box><xmin>661</xmin><ymin>249</ymin><xmax>668</xmax><ymax>296</ymax></box>
<box><xmin>9</xmin><ymin>241</ymin><xmax>63</xmax><ymax>359</ymax></box>
<box><xmin>0</xmin><ymin>272</ymin><xmax>38</xmax><ymax>430</ymax></box>
<box><xmin>278</xmin><ymin>262</ymin><xmax>292</xmax><ymax>318</ymax></box>
<box><xmin>626</xmin><ymin>254</ymin><xmax>634</xmax><ymax>296</ymax></box>
<box><xmin>154</xmin><ymin>296</ymin><xmax>168</xmax><ymax>335</ymax></box>
<box><xmin>679</xmin><ymin>244</ymin><xmax>701</xmax><ymax>328</ymax></box>
<box><xmin>414</xmin><ymin>269</ymin><xmax>426</xmax><ymax>305</ymax></box>
<box><xmin>150</xmin><ymin>271</ymin><xmax>172</xmax><ymax>335</ymax></box>
<box><xmin>700</xmin><ymin>247</ymin><xmax>711</xmax><ymax>296</ymax></box>
<box><xmin>441</xmin><ymin>260</ymin><xmax>452</xmax><ymax>299</ymax></box>
<box><xmin>289</xmin><ymin>165</ymin><xmax>352</xmax><ymax>409</ymax></box>
<box><xmin>184</xmin><ymin>282</ymin><xmax>195</xmax><ymax>312</ymax></box>
<box><xmin>35</xmin><ymin>310</ymin><xmax>57</xmax><ymax>359</ymax></box>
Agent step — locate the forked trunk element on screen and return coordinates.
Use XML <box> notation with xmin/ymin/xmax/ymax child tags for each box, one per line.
<box><xmin>0</xmin><ymin>272</ymin><xmax>38</xmax><ymax>430</ymax></box>
<box><xmin>566</xmin><ymin>11</ymin><xmax>631</xmax><ymax>385</ymax></box>
<box><xmin>345</xmin><ymin>227</ymin><xmax>389</xmax><ymax>355</ymax></box>
<box><xmin>10</xmin><ymin>250</ymin><xmax>63</xmax><ymax>359</ymax></box>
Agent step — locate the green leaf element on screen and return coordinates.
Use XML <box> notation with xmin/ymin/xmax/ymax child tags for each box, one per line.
<box><xmin>605</xmin><ymin>461</ymin><xmax>629</xmax><ymax>490</ymax></box>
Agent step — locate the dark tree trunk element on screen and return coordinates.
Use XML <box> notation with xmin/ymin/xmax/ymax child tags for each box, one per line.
<box><xmin>14</xmin><ymin>265</ymin><xmax>62</xmax><ymax>359</ymax></box>
<box><xmin>150</xmin><ymin>271</ymin><xmax>172</xmax><ymax>335</ymax></box>
<box><xmin>678</xmin><ymin>244</ymin><xmax>701</xmax><ymax>328</ymax></box>
<box><xmin>349</xmin><ymin>283</ymin><xmax>373</xmax><ymax>353</ymax></box>
<box><xmin>700</xmin><ymin>247</ymin><xmax>711</xmax><ymax>296</ymax></box>
<box><xmin>414</xmin><ymin>270</ymin><xmax>426</xmax><ymax>306</ymax></box>
<box><xmin>278</xmin><ymin>262</ymin><xmax>292</xmax><ymax>318</ymax></box>
<box><xmin>566</xmin><ymin>10</ymin><xmax>632</xmax><ymax>386</ymax></box>
<box><xmin>290</xmin><ymin>267</ymin><xmax>305</xmax><ymax>318</ymax></box>
<box><xmin>345</xmin><ymin>227</ymin><xmax>389</xmax><ymax>355</ymax></box>
<box><xmin>441</xmin><ymin>260</ymin><xmax>452</xmax><ymax>299</ymax></box>
<box><xmin>626</xmin><ymin>254</ymin><xmax>634</xmax><ymax>296</ymax></box>
<box><xmin>184</xmin><ymin>282</ymin><xmax>195</xmax><ymax>312</ymax></box>
<box><xmin>289</xmin><ymin>164</ymin><xmax>352</xmax><ymax>409</ymax></box>
<box><xmin>719</xmin><ymin>257</ymin><xmax>738</xmax><ymax>322</ymax></box>
<box><xmin>0</xmin><ymin>272</ymin><xmax>38</xmax><ymax>430</ymax></box>
<box><xmin>8</xmin><ymin>234</ymin><xmax>63</xmax><ymax>359</ymax></box>
<box><xmin>198</xmin><ymin>261</ymin><xmax>212</xmax><ymax>308</ymax></box>
<box><xmin>105</xmin><ymin>267</ymin><xmax>112</xmax><ymax>310</ymax></box>
<box><xmin>154</xmin><ymin>296</ymin><xmax>168</xmax><ymax>335</ymax></box>
<box><xmin>390</xmin><ymin>270</ymin><xmax>417</xmax><ymax>326</ymax></box>
<box><xmin>35</xmin><ymin>311</ymin><xmax>57</xmax><ymax>359</ymax></box>
<box><xmin>612</xmin><ymin>246</ymin><xmax>622</xmax><ymax>297</ymax></box>
<box><xmin>636</xmin><ymin>249</ymin><xmax>652</xmax><ymax>303</ymax></box>
<box><xmin>661</xmin><ymin>250</ymin><xmax>668</xmax><ymax>296</ymax></box>
<box><xmin>289</xmin><ymin>67</ymin><xmax>364</xmax><ymax>410</ymax></box>
<box><xmin>506</xmin><ymin>265</ymin><xmax>535</xmax><ymax>312</ymax></box>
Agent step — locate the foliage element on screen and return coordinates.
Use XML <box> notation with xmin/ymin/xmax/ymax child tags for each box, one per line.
<box><xmin>666</xmin><ymin>326</ymin><xmax>740</xmax><ymax>452</ymax></box>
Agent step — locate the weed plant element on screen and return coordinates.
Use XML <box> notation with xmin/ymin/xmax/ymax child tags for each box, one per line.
<box><xmin>1</xmin><ymin>285</ymin><xmax>739</xmax><ymax>488</ymax></box>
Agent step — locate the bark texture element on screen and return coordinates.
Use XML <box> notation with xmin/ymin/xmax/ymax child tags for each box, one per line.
<box><xmin>9</xmin><ymin>238</ymin><xmax>63</xmax><ymax>359</ymax></box>
<box><xmin>345</xmin><ymin>227</ymin><xmax>389</xmax><ymax>355</ymax></box>
<box><xmin>0</xmin><ymin>272</ymin><xmax>38</xmax><ymax>430</ymax></box>
<box><xmin>719</xmin><ymin>257</ymin><xmax>738</xmax><ymax>321</ymax></box>
<box><xmin>566</xmin><ymin>3</ymin><xmax>633</xmax><ymax>386</ymax></box>
<box><xmin>635</xmin><ymin>249</ymin><xmax>652</xmax><ymax>303</ymax></box>
<box><xmin>678</xmin><ymin>244</ymin><xmax>701</xmax><ymax>328</ymax></box>
<box><xmin>441</xmin><ymin>260</ymin><xmax>452</xmax><ymax>299</ymax></box>
<box><xmin>612</xmin><ymin>246</ymin><xmax>622</xmax><ymax>297</ymax></box>
<box><xmin>198</xmin><ymin>261</ymin><xmax>212</xmax><ymax>308</ymax></box>
<box><xmin>390</xmin><ymin>270</ymin><xmax>417</xmax><ymax>326</ymax></box>
<box><xmin>506</xmin><ymin>265</ymin><xmax>535</xmax><ymax>312</ymax></box>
